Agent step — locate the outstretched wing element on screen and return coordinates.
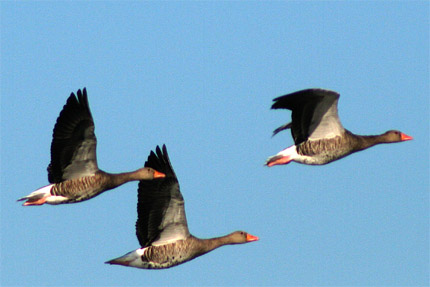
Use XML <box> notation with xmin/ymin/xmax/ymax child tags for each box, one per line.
<box><xmin>271</xmin><ymin>88</ymin><xmax>344</xmax><ymax>144</ymax></box>
<box><xmin>47</xmin><ymin>88</ymin><xmax>98</xmax><ymax>183</ymax></box>
<box><xmin>136</xmin><ymin>145</ymin><xmax>190</xmax><ymax>248</ymax></box>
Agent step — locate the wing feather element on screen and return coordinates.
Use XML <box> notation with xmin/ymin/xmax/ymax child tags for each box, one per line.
<box><xmin>271</xmin><ymin>89</ymin><xmax>344</xmax><ymax>144</ymax></box>
<box><xmin>47</xmin><ymin>88</ymin><xmax>98</xmax><ymax>183</ymax></box>
<box><xmin>136</xmin><ymin>145</ymin><xmax>190</xmax><ymax>248</ymax></box>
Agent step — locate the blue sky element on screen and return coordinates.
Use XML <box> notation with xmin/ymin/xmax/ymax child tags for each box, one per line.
<box><xmin>1</xmin><ymin>1</ymin><xmax>428</xmax><ymax>286</ymax></box>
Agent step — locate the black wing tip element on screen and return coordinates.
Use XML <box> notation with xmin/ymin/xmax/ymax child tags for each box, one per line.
<box><xmin>67</xmin><ymin>88</ymin><xmax>88</xmax><ymax>106</ymax></box>
<box><xmin>310</xmin><ymin>88</ymin><xmax>339</xmax><ymax>98</ymax></box>
<box><xmin>145</xmin><ymin>144</ymin><xmax>173</xmax><ymax>175</ymax></box>
<box><xmin>155</xmin><ymin>144</ymin><xmax>168</xmax><ymax>158</ymax></box>
<box><xmin>149</xmin><ymin>144</ymin><xmax>168</xmax><ymax>162</ymax></box>
<box><xmin>154</xmin><ymin>144</ymin><xmax>167</xmax><ymax>154</ymax></box>
<box><xmin>271</xmin><ymin>88</ymin><xmax>339</xmax><ymax>109</ymax></box>
<box><xmin>76</xmin><ymin>88</ymin><xmax>88</xmax><ymax>102</ymax></box>
<box><xmin>271</xmin><ymin>122</ymin><xmax>292</xmax><ymax>137</ymax></box>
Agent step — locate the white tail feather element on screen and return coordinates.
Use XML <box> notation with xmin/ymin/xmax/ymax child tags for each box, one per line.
<box><xmin>17</xmin><ymin>184</ymin><xmax>53</xmax><ymax>202</ymax></box>
<box><xmin>266</xmin><ymin>145</ymin><xmax>298</xmax><ymax>165</ymax></box>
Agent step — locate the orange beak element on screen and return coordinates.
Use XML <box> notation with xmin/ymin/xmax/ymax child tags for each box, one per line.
<box><xmin>153</xmin><ymin>170</ymin><xmax>166</xmax><ymax>178</ymax></box>
<box><xmin>246</xmin><ymin>233</ymin><xmax>259</xmax><ymax>242</ymax></box>
<box><xmin>400</xmin><ymin>133</ymin><xmax>413</xmax><ymax>141</ymax></box>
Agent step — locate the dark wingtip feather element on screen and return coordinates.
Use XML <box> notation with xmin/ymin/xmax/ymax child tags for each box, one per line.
<box><xmin>65</xmin><ymin>88</ymin><xmax>89</xmax><ymax>110</ymax></box>
<box><xmin>137</xmin><ymin>144</ymin><xmax>181</xmax><ymax>247</ymax></box>
<box><xmin>271</xmin><ymin>88</ymin><xmax>340</xmax><ymax>110</ymax></box>
<box><xmin>272</xmin><ymin>122</ymin><xmax>292</xmax><ymax>137</ymax></box>
<box><xmin>48</xmin><ymin>88</ymin><xmax>94</xmax><ymax>183</ymax></box>
<box><xmin>144</xmin><ymin>144</ymin><xmax>175</xmax><ymax>178</ymax></box>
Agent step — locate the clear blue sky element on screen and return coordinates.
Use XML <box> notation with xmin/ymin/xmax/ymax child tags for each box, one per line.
<box><xmin>1</xmin><ymin>2</ymin><xmax>428</xmax><ymax>286</ymax></box>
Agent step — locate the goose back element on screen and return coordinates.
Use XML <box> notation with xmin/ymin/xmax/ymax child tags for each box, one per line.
<box><xmin>139</xmin><ymin>237</ymin><xmax>203</xmax><ymax>269</ymax></box>
<box><xmin>114</xmin><ymin>231</ymin><xmax>258</xmax><ymax>269</ymax></box>
<box><xmin>49</xmin><ymin>171</ymin><xmax>110</xmax><ymax>203</ymax></box>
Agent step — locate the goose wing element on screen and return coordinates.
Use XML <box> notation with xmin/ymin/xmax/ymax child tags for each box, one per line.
<box><xmin>136</xmin><ymin>145</ymin><xmax>190</xmax><ymax>248</ymax></box>
<box><xmin>271</xmin><ymin>88</ymin><xmax>345</xmax><ymax>144</ymax></box>
<box><xmin>47</xmin><ymin>88</ymin><xmax>98</xmax><ymax>183</ymax></box>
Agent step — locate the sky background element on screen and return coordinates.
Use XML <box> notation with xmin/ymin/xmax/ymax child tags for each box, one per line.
<box><xmin>1</xmin><ymin>1</ymin><xmax>428</xmax><ymax>286</ymax></box>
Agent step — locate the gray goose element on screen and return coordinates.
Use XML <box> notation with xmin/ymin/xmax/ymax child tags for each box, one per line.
<box><xmin>266</xmin><ymin>88</ymin><xmax>413</xmax><ymax>166</ymax></box>
<box><xmin>106</xmin><ymin>145</ymin><xmax>259</xmax><ymax>269</ymax></box>
<box><xmin>18</xmin><ymin>88</ymin><xmax>165</xmax><ymax>205</ymax></box>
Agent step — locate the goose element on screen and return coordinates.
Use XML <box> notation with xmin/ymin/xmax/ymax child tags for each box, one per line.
<box><xmin>266</xmin><ymin>88</ymin><xmax>413</xmax><ymax>166</ymax></box>
<box><xmin>18</xmin><ymin>88</ymin><xmax>165</xmax><ymax>205</ymax></box>
<box><xmin>106</xmin><ymin>145</ymin><xmax>259</xmax><ymax>269</ymax></box>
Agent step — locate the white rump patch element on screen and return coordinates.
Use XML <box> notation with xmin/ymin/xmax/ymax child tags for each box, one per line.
<box><xmin>19</xmin><ymin>184</ymin><xmax>54</xmax><ymax>201</ymax></box>
<box><xmin>276</xmin><ymin>145</ymin><xmax>298</xmax><ymax>158</ymax></box>
<box><xmin>45</xmin><ymin>196</ymin><xmax>69</xmax><ymax>205</ymax></box>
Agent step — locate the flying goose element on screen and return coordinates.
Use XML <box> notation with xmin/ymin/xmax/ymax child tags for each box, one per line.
<box><xmin>106</xmin><ymin>145</ymin><xmax>258</xmax><ymax>269</ymax></box>
<box><xmin>18</xmin><ymin>88</ymin><xmax>165</xmax><ymax>205</ymax></box>
<box><xmin>266</xmin><ymin>88</ymin><xmax>412</xmax><ymax>166</ymax></box>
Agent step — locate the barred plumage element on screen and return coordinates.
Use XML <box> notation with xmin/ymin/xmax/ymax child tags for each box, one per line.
<box><xmin>106</xmin><ymin>145</ymin><xmax>258</xmax><ymax>270</ymax></box>
<box><xmin>267</xmin><ymin>88</ymin><xmax>412</xmax><ymax>166</ymax></box>
<box><xmin>18</xmin><ymin>88</ymin><xmax>165</xmax><ymax>206</ymax></box>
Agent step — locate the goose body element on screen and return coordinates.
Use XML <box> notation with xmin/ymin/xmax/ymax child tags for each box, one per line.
<box><xmin>18</xmin><ymin>88</ymin><xmax>165</xmax><ymax>205</ymax></box>
<box><xmin>266</xmin><ymin>88</ymin><xmax>413</xmax><ymax>166</ymax></box>
<box><xmin>106</xmin><ymin>145</ymin><xmax>258</xmax><ymax>269</ymax></box>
